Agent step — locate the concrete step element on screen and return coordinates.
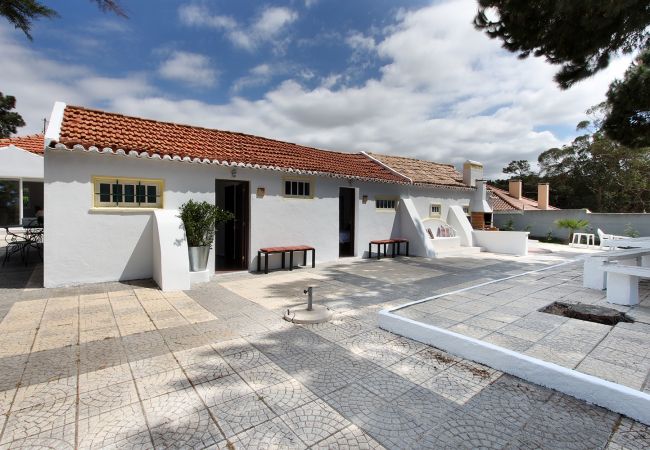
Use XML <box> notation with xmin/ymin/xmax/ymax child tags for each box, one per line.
<box><xmin>435</xmin><ymin>246</ymin><xmax>483</xmax><ymax>257</ymax></box>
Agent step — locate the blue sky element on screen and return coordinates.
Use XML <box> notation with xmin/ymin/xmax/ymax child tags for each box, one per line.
<box><xmin>2</xmin><ymin>0</ymin><xmax>630</xmax><ymax>177</ymax></box>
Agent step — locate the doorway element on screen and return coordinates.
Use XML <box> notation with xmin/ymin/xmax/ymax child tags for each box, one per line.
<box><xmin>339</xmin><ymin>187</ymin><xmax>356</xmax><ymax>257</ymax></box>
<box><xmin>215</xmin><ymin>180</ymin><xmax>249</xmax><ymax>271</ymax></box>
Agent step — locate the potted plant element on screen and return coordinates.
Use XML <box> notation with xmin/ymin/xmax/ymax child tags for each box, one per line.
<box><xmin>178</xmin><ymin>200</ymin><xmax>234</xmax><ymax>272</ymax></box>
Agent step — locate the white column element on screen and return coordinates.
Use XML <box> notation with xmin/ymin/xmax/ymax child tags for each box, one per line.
<box><xmin>18</xmin><ymin>178</ymin><xmax>23</xmax><ymax>226</ymax></box>
<box><xmin>583</xmin><ymin>257</ymin><xmax>607</xmax><ymax>290</ymax></box>
<box><xmin>606</xmin><ymin>272</ymin><xmax>639</xmax><ymax>306</ymax></box>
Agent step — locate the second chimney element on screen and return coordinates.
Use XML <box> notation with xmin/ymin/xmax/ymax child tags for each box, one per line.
<box><xmin>538</xmin><ymin>183</ymin><xmax>549</xmax><ymax>210</ymax></box>
<box><xmin>508</xmin><ymin>179</ymin><xmax>522</xmax><ymax>199</ymax></box>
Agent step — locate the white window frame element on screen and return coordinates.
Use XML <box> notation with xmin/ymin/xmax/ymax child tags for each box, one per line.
<box><xmin>375</xmin><ymin>197</ymin><xmax>397</xmax><ymax>211</ymax></box>
<box><xmin>283</xmin><ymin>177</ymin><xmax>314</xmax><ymax>199</ymax></box>
<box><xmin>430</xmin><ymin>203</ymin><xmax>442</xmax><ymax>217</ymax></box>
<box><xmin>92</xmin><ymin>176</ymin><xmax>164</xmax><ymax>209</ymax></box>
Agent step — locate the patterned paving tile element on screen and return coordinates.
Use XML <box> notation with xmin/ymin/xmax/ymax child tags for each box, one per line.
<box><xmin>208</xmin><ymin>391</ymin><xmax>277</xmax><ymax>437</ymax></box>
<box><xmin>77</xmin><ymin>403</ymin><xmax>152</xmax><ymax>450</ymax></box>
<box><xmin>225</xmin><ymin>416</ymin><xmax>304</xmax><ymax>449</ymax></box>
<box><xmin>149</xmin><ymin>408</ymin><xmax>224</xmax><ymax>449</ymax></box>
<box><xmin>606</xmin><ymin>417</ymin><xmax>650</xmax><ymax>450</ymax></box>
<box><xmin>1</xmin><ymin>396</ymin><xmax>76</xmax><ymax>443</ymax></box>
<box><xmin>12</xmin><ymin>377</ymin><xmax>76</xmax><ymax>411</ymax></box>
<box><xmin>238</xmin><ymin>363</ymin><xmax>292</xmax><ymax>391</ymax></box>
<box><xmin>140</xmin><ymin>387</ymin><xmax>205</xmax><ymax>428</ymax></box>
<box><xmin>311</xmin><ymin>424</ymin><xmax>386</xmax><ymax>450</ymax></box>
<box><xmin>134</xmin><ymin>368</ymin><xmax>192</xmax><ymax>400</ymax></box>
<box><xmin>78</xmin><ymin>380</ymin><xmax>140</xmax><ymax>419</ymax></box>
<box><xmin>129</xmin><ymin>353</ymin><xmax>181</xmax><ymax>379</ymax></box>
<box><xmin>279</xmin><ymin>399</ymin><xmax>351</xmax><ymax>446</ymax></box>
<box><xmin>257</xmin><ymin>378</ymin><xmax>318</xmax><ymax>415</ymax></box>
<box><xmin>194</xmin><ymin>373</ymin><xmax>255</xmax><ymax>407</ymax></box>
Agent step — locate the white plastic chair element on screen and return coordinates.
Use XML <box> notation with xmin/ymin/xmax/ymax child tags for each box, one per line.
<box><xmin>597</xmin><ymin>228</ymin><xmax>625</xmax><ymax>250</ymax></box>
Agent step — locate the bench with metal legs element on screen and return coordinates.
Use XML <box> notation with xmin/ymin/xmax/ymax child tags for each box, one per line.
<box><xmin>257</xmin><ymin>245</ymin><xmax>315</xmax><ymax>274</ymax></box>
<box><xmin>368</xmin><ymin>239</ymin><xmax>409</xmax><ymax>260</ymax></box>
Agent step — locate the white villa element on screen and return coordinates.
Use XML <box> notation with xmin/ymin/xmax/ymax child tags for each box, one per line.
<box><xmin>35</xmin><ymin>102</ymin><xmax>507</xmax><ymax>288</ymax></box>
<box><xmin>0</xmin><ymin>134</ymin><xmax>44</xmax><ymax>227</ymax></box>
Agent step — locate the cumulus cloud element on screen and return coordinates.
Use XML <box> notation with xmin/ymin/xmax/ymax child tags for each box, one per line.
<box><xmin>178</xmin><ymin>4</ymin><xmax>297</xmax><ymax>52</ymax></box>
<box><xmin>158</xmin><ymin>51</ymin><xmax>218</xmax><ymax>87</ymax></box>
<box><xmin>3</xmin><ymin>0</ymin><xmax>631</xmax><ymax>178</ymax></box>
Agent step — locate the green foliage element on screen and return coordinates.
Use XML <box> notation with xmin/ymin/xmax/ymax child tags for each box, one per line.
<box><xmin>0</xmin><ymin>0</ymin><xmax>125</xmax><ymax>39</ymax></box>
<box><xmin>555</xmin><ymin>218</ymin><xmax>589</xmax><ymax>242</ymax></box>
<box><xmin>502</xmin><ymin>160</ymin><xmax>532</xmax><ymax>178</ymax></box>
<box><xmin>0</xmin><ymin>93</ymin><xmax>25</xmax><ymax>138</ymax></box>
<box><xmin>178</xmin><ymin>200</ymin><xmax>234</xmax><ymax>248</ymax></box>
<box><xmin>602</xmin><ymin>49</ymin><xmax>650</xmax><ymax>148</ymax></box>
<box><xmin>502</xmin><ymin>219</ymin><xmax>514</xmax><ymax>231</ymax></box>
<box><xmin>474</xmin><ymin>0</ymin><xmax>650</xmax><ymax>89</ymax></box>
<box><xmin>624</xmin><ymin>223</ymin><xmax>640</xmax><ymax>238</ymax></box>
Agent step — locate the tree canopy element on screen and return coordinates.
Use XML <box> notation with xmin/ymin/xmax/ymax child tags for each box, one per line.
<box><xmin>601</xmin><ymin>49</ymin><xmax>650</xmax><ymax>148</ymax></box>
<box><xmin>474</xmin><ymin>0</ymin><xmax>650</xmax><ymax>89</ymax></box>
<box><xmin>0</xmin><ymin>93</ymin><xmax>26</xmax><ymax>138</ymax></box>
<box><xmin>1</xmin><ymin>0</ymin><xmax>125</xmax><ymax>40</ymax></box>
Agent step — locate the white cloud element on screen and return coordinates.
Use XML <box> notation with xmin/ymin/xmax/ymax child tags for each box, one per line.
<box><xmin>178</xmin><ymin>4</ymin><xmax>297</xmax><ymax>52</ymax></box>
<box><xmin>158</xmin><ymin>51</ymin><xmax>218</xmax><ymax>87</ymax></box>
<box><xmin>346</xmin><ymin>32</ymin><xmax>376</xmax><ymax>52</ymax></box>
<box><xmin>3</xmin><ymin>0</ymin><xmax>632</xmax><ymax>179</ymax></box>
<box><xmin>232</xmin><ymin>64</ymin><xmax>275</xmax><ymax>92</ymax></box>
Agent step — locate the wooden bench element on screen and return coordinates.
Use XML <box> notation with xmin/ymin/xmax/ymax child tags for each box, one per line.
<box><xmin>368</xmin><ymin>239</ymin><xmax>409</xmax><ymax>260</ymax></box>
<box><xmin>603</xmin><ymin>262</ymin><xmax>650</xmax><ymax>306</ymax></box>
<box><xmin>257</xmin><ymin>245</ymin><xmax>315</xmax><ymax>274</ymax></box>
<box><xmin>583</xmin><ymin>248</ymin><xmax>650</xmax><ymax>290</ymax></box>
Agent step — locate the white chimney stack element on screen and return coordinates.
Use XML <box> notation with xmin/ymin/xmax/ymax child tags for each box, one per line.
<box><xmin>508</xmin><ymin>179</ymin><xmax>522</xmax><ymax>199</ymax></box>
<box><xmin>538</xmin><ymin>183</ymin><xmax>550</xmax><ymax>210</ymax></box>
<box><xmin>463</xmin><ymin>160</ymin><xmax>483</xmax><ymax>187</ymax></box>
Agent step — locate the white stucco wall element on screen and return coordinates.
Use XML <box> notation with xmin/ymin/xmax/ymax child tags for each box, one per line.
<box><xmin>44</xmin><ymin>150</ymin><xmax>474</xmax><ymax>287</ymax></box>
<box><xmin>0</xmin><ymin>145</ymin><xmax>44</xmax><ymax>179</ymax></box>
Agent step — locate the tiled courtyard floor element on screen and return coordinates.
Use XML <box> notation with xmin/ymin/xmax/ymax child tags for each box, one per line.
<box><xmin>395</xmin><ymin>262</ymin><xmax>650</xmax><ymax>393</ymax></box>
<box><xmin>0</xmin><ymin>248</ymin><xmax>649</xmax><ymax>448</ymax></box>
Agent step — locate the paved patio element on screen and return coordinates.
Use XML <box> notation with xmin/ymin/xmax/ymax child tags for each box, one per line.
<box><xmin>395</xmin><ymin>262</ymin><xmax>650</xmax><ymax>393</ymax></box>
<box><xmin>0</xmin><ymin>248</ymin><xmax>649</xmax><ymax>448</ymax></box>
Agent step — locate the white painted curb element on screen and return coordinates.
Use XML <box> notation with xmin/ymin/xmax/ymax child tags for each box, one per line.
<box><xmin>379</xmin><ymin>260</ymin><xmax>650</xmax><ymax>425</ymax></box>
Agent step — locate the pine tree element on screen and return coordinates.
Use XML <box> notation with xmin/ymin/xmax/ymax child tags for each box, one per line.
<box><xmin>0</xmin><ymin>93</ymin><xmax>26</xmax><ymax>138</ymax></box>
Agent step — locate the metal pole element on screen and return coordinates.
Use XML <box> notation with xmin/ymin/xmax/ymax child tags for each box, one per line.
<box><xmin>304</xmin><ymin>287</ymin><xmax>313</xmax><ymax>311</ymax></box>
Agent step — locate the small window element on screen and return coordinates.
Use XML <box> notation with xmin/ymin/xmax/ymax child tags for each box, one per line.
<box><xmin>93</xmin><ymin>177</ymin><xmax>163</xmax><ymax>208</ymax></box>
<box><xmin>430</xmin><ymin>204</ymin><xmax>441</xmax><ymax>217</ymax></box>
<box><xmin>283</xmin><ymin>178</ymin><xmax>313</xmax><ymax>198</ymax></box>
<box><xmin>376</xmin><ymin>198</ymin><xmax>397</xmax><ymax>210</ymax></box>
<box><xmin>462</xmin><ymin>205</ymin><xmax>470</xmax><ymax>215</ymax></box>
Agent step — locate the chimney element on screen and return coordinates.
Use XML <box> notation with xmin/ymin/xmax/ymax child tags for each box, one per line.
<box><xmin>463</xmin><ymin>160</ymin><xmax>483</xmax><ymax>187</ymax></box>
<box><xmin>470</xmin><ymin>180</ymin><xmax>493</xmax><ymax>229</ymax></box>
<box><xmin>508</xmin><ymin>179</ymin><xmax>522</xmax><ymax>199</ymax></box>
<box><xmin>538</xmin><ymin>183</ymin><xmax>550</xmax><ymax>210</ymax></box>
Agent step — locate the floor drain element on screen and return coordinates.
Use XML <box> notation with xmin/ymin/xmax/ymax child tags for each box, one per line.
<box><xmin>539</xmin><ymin>302</ymin><xmax>633</xmax><ymax>326</ymax></box>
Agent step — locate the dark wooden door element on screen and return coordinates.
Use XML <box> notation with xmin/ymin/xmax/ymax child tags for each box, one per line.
<box><xmin>339</xmin><ymin>187</ymin><xmax>355</xmax><ymax>257</ymax></box>
<box><xmin>221</xmin><ymin>182</ymin><xmax>249</xmax><ymax>270</ymax></box>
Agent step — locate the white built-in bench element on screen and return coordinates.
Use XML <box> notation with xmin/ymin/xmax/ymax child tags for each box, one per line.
<box><xmin>602</xmin><ymin>263</ymin><xmax>650</xmax><ymax>306</ymax></box>
<box><xmin>583</xmin><ymin>248</ymin><xmax>650</xmax><ymax>290</ymax></box>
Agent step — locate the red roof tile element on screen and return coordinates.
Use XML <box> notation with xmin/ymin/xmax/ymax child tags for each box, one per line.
<box><xmin>367</xmin><ymin>152</ymin><xmax>468</xmax><ymax>188</ymax></box>
<box><xmin>0</xmin><ymin>134</ymin><xmax>45</xmax><ymax>154</ymax></box>
<box><xmin>488</xmin><ymin>184</ymin><xmax>559</xmax><ymax>211</ymax></box>
<box><xmin>53</xmin><ymin>106</ymin><xmax>407</xmax><ymax>183</ymax></box>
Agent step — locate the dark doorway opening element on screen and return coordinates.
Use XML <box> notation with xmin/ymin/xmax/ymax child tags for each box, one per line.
<box><xmin>215</xmin><ymin>180</ymin><xmax>249</xmax><ymax>271</ymax></box>
<box><xmin>339</xmin><ymin>187</ymin><xmax>356</xmax><ymax>257</ymax></box>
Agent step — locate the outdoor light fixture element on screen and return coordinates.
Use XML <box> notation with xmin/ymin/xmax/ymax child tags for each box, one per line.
<box><xmin>362</xmin><ymin>195</ymin><xmax>368</xmax><ymax>204</ymax></box>
<box><xmin>256</xmin><ymin>187</ymin><xmax>265</xmax><ymax>198</ymax></box>
<box><xmin>231</xmin><ymin>167</ymin><xmax>237</xmax><ymax>178</ymax></box>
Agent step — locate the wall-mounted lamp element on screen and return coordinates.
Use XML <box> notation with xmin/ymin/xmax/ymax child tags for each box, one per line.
<box><xmin>231</xmin><ymin>167</ymin><xmax>237</xmax><ymax>178</ymax></box>
<box><xmin>256</xmin><ymin>187</ymin><xmax>266</xmax><ymax>198</ymax></box>
<box><xmin>362</xmin><ymin>195</ymin><xmax>368</xmax><ymax>204</ymax></box>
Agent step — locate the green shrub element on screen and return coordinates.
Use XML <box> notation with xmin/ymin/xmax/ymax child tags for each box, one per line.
<box><xmin>555</xmin><ymin>218</ymin><xmax>589</xmax><ymax>243</ymax></box>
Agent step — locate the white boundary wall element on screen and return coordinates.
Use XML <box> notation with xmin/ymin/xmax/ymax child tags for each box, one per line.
<box><xmin>44</xmin><ymin>150</ymin><xmax>474</xmax><ymax>287</ymax></box>
<box><xmin>494</xmin><ymin>209</ymin><xmax>650</xmax><ymax>240</ymax></box>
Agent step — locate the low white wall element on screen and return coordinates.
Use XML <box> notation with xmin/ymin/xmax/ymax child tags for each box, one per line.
<box><xmin>494</xmin><ymin>209</ymin><xmax>650</xmax><ymax>240</ymax></box>
<box><xmin>153</xmin><ymin>210</ymin><xmax>190</xmax><ymax>291</ymax></box>
<box><xmin>472</xmin><ymin>230</ymin><xmax>529</xmax><ymax>256</ymax></box>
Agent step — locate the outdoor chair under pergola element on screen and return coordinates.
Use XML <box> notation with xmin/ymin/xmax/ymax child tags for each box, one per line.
<box><xmin>2</xmin><ymin>222</ymin><xmax>43</xmax><ymax>266</ymax></box>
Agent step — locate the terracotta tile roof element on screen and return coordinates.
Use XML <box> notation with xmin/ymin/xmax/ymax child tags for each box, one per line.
<box><xmin>52</xmin><ymin>106</ymin><xmax>407</xmax><ymax>183</ymax></box>
<box><xmin>0</xmin><ymin>134</ymin><xmax>45</xmax><ymax>154</ymax></box>
<box><xmin>367</xmin><ymin>152</ymin><xmax>468</xmax><ymax>188</ymax></box>
<box><xmin>487</xmin><ymin>184</ymin><xmax>559</xmax><ymax>211</ymax></box>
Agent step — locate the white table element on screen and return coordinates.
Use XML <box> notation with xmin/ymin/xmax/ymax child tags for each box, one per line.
<box><xmin>571</xmin><ymin>232</ymin><xmax>595</xmax><ymax>247</ymax></box>
<box><xmin>602</xmin><ymin>236</ymin><xmax>650</xmax><ymax>249</ymax></box>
